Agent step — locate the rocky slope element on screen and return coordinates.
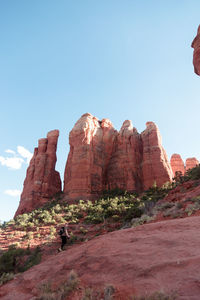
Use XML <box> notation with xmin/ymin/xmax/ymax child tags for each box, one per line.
<box><xmin>2</xmin><ymin>216</ymin><xmax>200</xmax><ymax>299</ymax></box>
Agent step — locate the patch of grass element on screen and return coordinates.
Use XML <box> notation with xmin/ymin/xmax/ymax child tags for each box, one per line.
<box><xmin>131</xmin><ymin>291</ymin><xmax>177</xmax><ymax>300</ymax></box>
<box><xmin>37</xmin><ymin>270</ymin><xmax>79</xmax><ymax>300</ymax></box>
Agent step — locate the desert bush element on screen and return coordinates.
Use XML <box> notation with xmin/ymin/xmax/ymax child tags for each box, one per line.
<box><xmin>131</xmin><ymin>214</ymin><xmax>155</xmax><ymax>227</ymax></box>
<box><xmin>0</xmin><ymin>272</ymin><xmax>14</xmax><ymax>286</ymax></box>
<box><xmin>0</xmin><ymin>244</ymin><xmax>41</xmax><ymax>279</ymax></box>
<box><xmin>173</xmin><ymin>165</ymin><xmax>200</xmax><ymax>185</ymax></box>
<box><xmin>37</xmin><ymin>270</ymin><xmax>79</xmax><ymax>300</ymax></box>
<box><xmin>185</xmin><ymin>202</ymin><xmax>200</xmax><ymax>216</ymax></box>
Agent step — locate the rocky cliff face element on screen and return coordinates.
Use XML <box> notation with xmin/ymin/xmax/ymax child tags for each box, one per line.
<box><xmin>141</xmin><ymin>122</ymin><xmax>173</xmax><ymax>190</ymax></box>
<box><xmin>186</xmin><ymin>157</ymin><xmax>199</xmax><ymax>171</ymax></box>
<box><xmin>192</xmin><ymin>25</ymin><xmax>200</xmax><ymax>75</ymax></box>
<box><xmin>63</xmin><ymin>113</ymin><xmax>117</xmax><ymax>198</ymax></box>
<box><xmin>170</xmin><ymin>154</ymin><xmax>185</xmax><ymax>176</ymax></box>
<box><xmin>106</xmin><ymin>120</ymin><xmax>143</xmax><ymax>192</ymax></box>
<box><xmin>170</xmin><ymin>154</ymin><xmax>199</xmax><ymax>176</ymax></box>
<box><xmin>15</xmin><ymin>130</ymin><xmax>61</xmax><ymax>217</ymax></box>
<box><xmin>18</xmin><ymin>114</ymin><xmax>200</xmax><ymax>216</ymax></box>
<box><xmin>64</xmin><ymin>114</ymin><xmax>173</xmax><ymax>199</ymax></box>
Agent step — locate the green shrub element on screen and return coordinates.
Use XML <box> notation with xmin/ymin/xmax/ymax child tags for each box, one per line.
<box><xmin>0</xmin><ymin>244</ymin><xmax>41</xmax><ymax>279</ymax></box>
<box><xmin>185</xmin><ymin>202</ymin><xmax>200</xmax><ymax>216</ymax></box>
<box><xmin>0</xmin><ymin>272</ymin><xmax>14</xmax><ymax>286</ymax></box>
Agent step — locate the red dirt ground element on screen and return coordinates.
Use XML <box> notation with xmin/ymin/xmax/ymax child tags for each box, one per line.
<box><xmin>1</xmin><ymin>215</ymin><xmax>200</xmax><ymax>299</ymax></box>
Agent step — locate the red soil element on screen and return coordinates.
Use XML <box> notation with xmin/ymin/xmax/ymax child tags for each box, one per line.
<box><xmin>1</xmin><ymin>216</ymin><xmax>200</xmax><ymax>299</ymax></box>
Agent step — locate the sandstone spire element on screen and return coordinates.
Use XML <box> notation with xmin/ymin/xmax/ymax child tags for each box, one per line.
<box><xmin>170</xmin><ymin>154</ymin><xmax>185</xmax><ymax>177</ymax></box>
<box><xmin>185</xmin><ymin>157</ymin><xmax>199</xmax><ymax>171</ymax></box>
<box><xmin>141</xmin><ymin>122</ymin><xmax>173</xmax><ymax>190</ymax></box>
<box><xmin>106</xmin><ymin>120</ymin><xmax>143</xmax><ymax>192</ymax></box>
<box><xmin>15</xmin><ymin>130</ymin><xmax>61</xmax><ymax>216</ymax></box>
<box><xmin>63</xmin><ymin>113</ymin><xmax>117</xmax><ymax>199</ymax></box>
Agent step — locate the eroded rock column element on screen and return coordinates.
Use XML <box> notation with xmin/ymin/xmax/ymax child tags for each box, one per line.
<box><xmin>170</xmin><ymin>154</ymin><xmax>185</xmax><ymax>176</ymax></box>
<box><xmin>63</xmin><ymin>113</ymin><xmax>117</xmax><ymax>199</ymax></box>
<box><xmin>15</xmin><ymin>130</ymin><xmax>61</xmax><ymax>216</ymax></box>
<box><xmin>141</xmin><ymin>122</ymin><xmax>173</xmax><ymax>190</ymax></box>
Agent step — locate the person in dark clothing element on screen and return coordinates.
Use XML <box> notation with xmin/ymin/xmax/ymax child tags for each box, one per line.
<box><xmin>58</xmin><ymin>223</ymin><xmax>70</xmax><ymax>251</ymax></box>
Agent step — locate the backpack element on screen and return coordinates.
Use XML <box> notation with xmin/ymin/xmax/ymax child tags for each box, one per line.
<box><xmin>59</xmin><ymin>227</ymin><xmax>65</xmax><ymax>236</ymax></box>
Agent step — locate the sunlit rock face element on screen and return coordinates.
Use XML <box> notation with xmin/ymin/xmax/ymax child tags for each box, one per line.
<box><xmin>64</xmin><ymin>114</ymin><xmax>173</xmax><ymax>198</ymax></box>
<box><xmin>185</xmin><ymin>157</ymin><xmax>199</xmax><ymax>171</ymax></box>
<box><xmin>15</xmin><ymin>130</ymin><xmax>61</xmax><ymax>217</ymax></box>
<box><xmin>16</xmin><ymin>114</ymin><xmax>175</xmax><ymax>216</ymax></box>
<box><xmin>170</xmin><ymin>154</ymin><xmax>185</xmax><ymax>176</ymax></box>
<box><xmin>63</xmin><ymin>113</ymin><xmax>117</xmax><ymax>199</ymax></box>
<box><xmin>141</xmin><ymin>122</ymin><xmax>173</xmax><ymax>190</ymax></box>
<box><xmin>192</xmin><ymin>25</ymin><xmax>200</xmax><ymax>75</ymax></box>
<box><xmin>106</xmin><ymin>120</ymin><xmax>143</xmax><ymax>192</ymax></box>
<box><xmin>170</xmin><ymin>154</ymin><xmax>199</xmax><ymax>176</ymax></box>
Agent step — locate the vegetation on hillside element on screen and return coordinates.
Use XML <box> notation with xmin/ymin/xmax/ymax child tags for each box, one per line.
<box><xmin>0</xmin><ymin>164</ymin><xmax>200</xmax><ymax>289</ymax></box>
<box><xmin>0</xmin><ymin>244</ymin><xmax>41</xmax><ymax>285</ymax></box>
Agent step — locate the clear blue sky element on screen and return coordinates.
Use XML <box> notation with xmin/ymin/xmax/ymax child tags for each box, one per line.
<box><xmin>0</xmin><ymin>0</ymin><xmax>200</xmax><ymax>222</ymax></box>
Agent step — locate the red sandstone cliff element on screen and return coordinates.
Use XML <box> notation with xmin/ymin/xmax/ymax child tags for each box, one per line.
<box><xmin>141</xmin><ymin>122</ymin><xmax>173</xmax><ymax>190</ymax></box>
<box><xmin>186</xmin><ymin>157</ymin><xmax>199</xmax><ymax>171</ymax></box>
<box><xmin>64</xmin><ymin>114</ymin><xmax>173</xmax><ymax>199</ymax></box>
<box><xmin>63</xmin><ymin>113</ymin><xmax>117</xmax><ymax>199</ymax></box>
<box><xmin>192</xmin><ymin>25</ymin><xmax>200</xmax><ymax>75</ymax></box>
<box><xmin>170</xmin><ymin>153</ymin><xmax>185</xmax><ymax>176</ymax></box>
<box><xmin>106</xmin><ymin>120</ymin><xmax>143</xmax><ymax>192</ymax></box>
<box><xmin>15</xmin><ymin>130</ymin><xmax>61</xmax><ymax>217</ymax></box>
<box><xmin>17</xmin><ymin>114</ymin><xmax>197</xmax><ymax>216</ymax></box>
<box><xmin>170</xmin><ymin>154</ymin><xmax>199</xmax><ymax>177</ymax></box>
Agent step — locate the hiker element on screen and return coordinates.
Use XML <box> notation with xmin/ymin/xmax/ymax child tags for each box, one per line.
<box><xmin>58</xmin><ymin>223</ymin><xmax>70</xmax><ymax>251</ymax></box>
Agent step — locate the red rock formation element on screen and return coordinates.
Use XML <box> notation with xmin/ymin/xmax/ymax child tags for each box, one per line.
<box><xmin>15</xmin><ymin>130</ymin><xmax>61</xmax><ymax>216</ymax></box>
<box><xmin>64</xmin><ymin>113</ymin><xmax>117</xmax><ymax>199</ymax></box>
<box><xmin>64</xmin><ymin>115</ymin><xmax>173</xmax><ymax>197</ymax></box>
<box><xmin>141</xmin><ymin>122</ymin><xmax>173</xmax><ymax>190</ymax></box>
<box><xmin>185</xmin><ymin>157</ymin><xmax>199</xmax><ymax>171</ymax></box>
<box><xmin>106</xmin><ymin>120</ymin><xmax>143</xmax><ymax>192</ymax></box>
<box><xmin>192</xmin><ymin>25</ymin><xmax>200</xmax><ymax>75</ymax></box>
<box><xmin>170</xmin><ymin>153</ymin><xmax>185</xmax><ymax>176</ymax></box>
